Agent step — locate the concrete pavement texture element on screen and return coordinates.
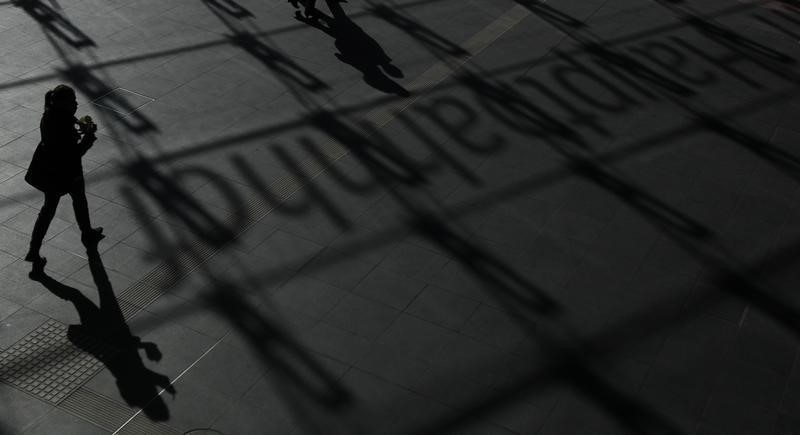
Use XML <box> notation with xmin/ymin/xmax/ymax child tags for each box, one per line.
<box><xmin>1</xmin><ymin>0</ymin><xmax>800</xmax><ymax>433</ymax></box>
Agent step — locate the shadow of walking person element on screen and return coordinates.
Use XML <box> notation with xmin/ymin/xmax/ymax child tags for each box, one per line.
<box><xmin>295</xmin><ymin>0</ymin><xmax>409</xmax><ymax>96</ymax></box>
<box><xmin>30</xmin><ymin>245</ymin><xmax>175</xmax><ymax>421</ymax></box>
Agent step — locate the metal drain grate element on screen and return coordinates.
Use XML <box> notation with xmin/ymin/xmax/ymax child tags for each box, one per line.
<box><xmin>0</xmin><ymin>320</ymin><xmax>106</xmax><ymax>404</ymax></box>
<box><xmin>0</xmin><ymin>3</ymin><xmax>530</xmax><ymax>427</ymax></box>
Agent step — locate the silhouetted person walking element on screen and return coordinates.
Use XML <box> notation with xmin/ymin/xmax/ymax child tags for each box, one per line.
<box><xmin>25</xmin><ymin>84</ymin><xmax>103</xmax><ymax>276</ymax></box>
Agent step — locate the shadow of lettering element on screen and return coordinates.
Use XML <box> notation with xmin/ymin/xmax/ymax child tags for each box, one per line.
<box><xmin>458</xmin><ymin>70</ymin><xmax>587</xmax><ymax>146</ymax></box>
<box><xmin>526</xmin><ymin>1</ymin><xmax>694</xmax><ymax>100</ymax></box>
<box><xmin>299</xmin><ymin>136</ymin><xmax>378</xmax><ymax>193</ymax></box>
<box><xmin>120</xmin><ymin>187</ymin><xmax>186</xmax><ymax>279</ymax></box>
<box><xmin>309</xmin><ymin>110</ymin><xmax>426</xmax><ymax>185</ymax></box>
<box><xmin>583</xmin><ymin>41</ymin><xmax>695</xmax><ymax>98</ymax></box>
<box><xmin>628</xmin><ymin>40</ymin><xmax>716</xmax><ymax>86</ymax></box>
<box><xmin>653</xmin><ymin>0</ymin><xmax>798</xmax><ymax>87</ymax></box>
<box><xmin>393</xmin><ymin>111</ymin><xmax>482</xmax><ymax>184</ymax></box>
<box><xmin>515</xmin><ymin>76</ymin><xmax>610</xmax><ymax>137</ymax></box>
<box><xmin>415</xmin><ymin>97</ymin><xmax>505</xmax><ymax>153</ymax></box>
<box><xmin>552</xmin><ymin>49</ymin><xmax>640</xmax><ymax>112</ymax></box>
<box><xmin>125</xmin><ymin>158</ymin><xmax>236</xmax><ymax>248</ymax></box>
<box><xmin>231</xmin><ymin>150</ymin><xmax>351</xmax><ymax>229</ymax></box>
<box><xmin>272</xmin><ymin>144</ymin><xmax>352</xmax><ymax>229</ymax></box>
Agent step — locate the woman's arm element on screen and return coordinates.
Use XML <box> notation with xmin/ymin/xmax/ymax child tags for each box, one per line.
<box><xmin>78</xmin><ymin>131</ymin><xmax>96</xmax><ymax>156</ymax></box>
<box><xmin>76</xmin><ymin>117</ymin><xmax>97</xmax><ymax>156</ymax></box>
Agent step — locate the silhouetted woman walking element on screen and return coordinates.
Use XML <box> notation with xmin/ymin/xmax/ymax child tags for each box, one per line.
<box><xmin>25</xmin><ymin>84</ymin><xmax>103</xmax><ymax>276</ymax></box>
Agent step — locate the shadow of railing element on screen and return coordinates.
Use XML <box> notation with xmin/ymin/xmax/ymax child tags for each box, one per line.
<box><xmin>202</xmin><ymin>0</ymin><xmax>329</xmax><ymax>102</ymax></box>
<box><xmin>11</xmin><ymin>0</ymin><xmax>95</xmax><ymax>48</ymax></box>
<box><xmin>119</xmin><ymin>185</ymin><xmax>351</xmax><ymax>431</ymax></box>
<box><xmin>5</xmin><ymin>0</ymin><xmax>800</xmax><ymax>432</ymax></box>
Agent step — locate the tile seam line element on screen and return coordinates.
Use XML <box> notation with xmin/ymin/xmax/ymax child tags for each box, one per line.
<box><xmin>109</xmin><ymin>4</ymin><xmax>532</xmax><ymax>433</ymax></box>
<box><xmin>119</xmin><ymin>0</ymin><xmax>533</xmax><ymax>297</ymax></box>
<box><xmin>295</xmin><ymin>2</ymin><xmax>532</xmax><ymax>178</ymax></box>
<box><xmin>0</xmin><ymin>0</ymin><xmax>771</xmax><ymax>97</ymax></box>
<box><xmin>0</xmin><ymin>3</ymin><xmax>530</xmax><ymax>430</ymax></box>
<box><xmin>111</xmin><ymin>340</ymin><xmax>221</xmax><ymax>435</ymax></box>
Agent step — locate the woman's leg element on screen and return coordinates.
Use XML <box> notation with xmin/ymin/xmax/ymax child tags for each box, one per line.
<box><xmin>27</xmin><ymin>192</ymin><xmax>60</xmax><ymax>260</ymax></box>
<box><xmin>69</xmin><ymin>181</ymin><xmax>103</xmax><ymax>245</ymax></box>
<box><xmin>70</xmin><ymin>181</ymin><xmax>91</xmax><ymax>232</ymax></box>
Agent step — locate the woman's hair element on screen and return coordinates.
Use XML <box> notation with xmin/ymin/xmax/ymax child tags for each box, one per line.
<box><xmin>44</xmin><ymin>84</ymin><xmax>75</xmax><ymax>112</ymax></box>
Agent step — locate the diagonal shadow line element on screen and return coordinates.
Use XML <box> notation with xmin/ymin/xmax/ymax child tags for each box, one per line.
<box><xmin>54</xmin><ymin>11</ymin><xmax>800</xmax><ymax>429</ymax></box>
<box><xmin>367</xmin><ymin>0</ymin><xmax>470</xmax><ymax>59</ymax></box>
<box><xmin>112</xmin><ymin>186</ymin><xmax>351</xmax><ymax>429</ymax></box>
<box><xmin>258</xmin><ymin>105</ymin><xmax>793</xmax><ymax>432</ymax></box>
<box><xmin>202</xmin><ymin>0</ymin><xmax>329</xmax><ymax>106</ymax></box>
<box><xmin>0</xmin><ymin>0</ymin><xmax>444</xmax><ymax>93</ymax></box>
<box><xmin>519</xmin><ymin>0</ymin><xmax>697</xmax><ymax>98</ymax></box>
<box><xmin>97</xmin><ymin>83</ymin><xmax>800</xmax><ymax>172</ymax></box>
<box><xmin>1</xmin><ymin>2</ymin><xmax>792</xmax><ymax>228</ymax></box>
<box><xmin>42</xmin><ymin>30</ymin><xmax>159</xmax><ymax>136</ymax></box>
<box><xmin>11</xmin><ymin>0</ymin><xmax>95</xmax><ymax>48</ymax></box>
<box><xmin>0</xmin><ymin>0</ymin><xmax>792</xmax><ymax>162</ymax></box>
<box><xmin>29</xmin><ymin>103</ymin><xmax>796</xmax><ymax>424</ymax></box>
<box><xmin>205</xmin><ymin>0</ymin><xmax>253</xmax><ymax>18</ymax></box>
<box><xmin>149</xmin><ymin>112</ymin><xmax>800</xmax><ymax>340</ymax></box>
<box><xmin>103</xmin><ymin>142</ymin><xmax>800</xmax><ymax>434</ymax></box>
<box><xmin>0</xmin><ymin>84</ymin><xmax>795</xmax><ymax>238</ymax></box>
<box><xmin>411</xmin><ymin>233</ymin><xmax>800</xmax><ymax>434</ymax></box>
<box><xmin>0</xmin><ymin>0</ymin><xmax>782</xmax><ymax>102</ymax></box>
<box><xmin>1</xmin><ymin>3</ymin><xmax>792</xmax><ymax>430</ymax></box>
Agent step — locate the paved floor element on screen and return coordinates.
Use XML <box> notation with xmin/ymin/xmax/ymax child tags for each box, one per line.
<box><xmin>1</xmin><ymin>0</ymin><xmax>799</xmax><ymax>433</ymax></box>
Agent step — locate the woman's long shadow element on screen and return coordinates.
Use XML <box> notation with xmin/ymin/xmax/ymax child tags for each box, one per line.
<box><xmin>295</xmin><ymin>0</ymin><xmax>409</xmax><ymax>96</ymax></box>
<box><xmin>31</xmin><ymin>246</ymin><xmax>175</xmax><ymax>421</ymax></box>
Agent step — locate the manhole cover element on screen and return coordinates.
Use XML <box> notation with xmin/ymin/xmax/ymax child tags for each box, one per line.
<box><xmin>91</xmin><ymin>88</ymin><xmax>154</xmax><ymax>116</ymax></box>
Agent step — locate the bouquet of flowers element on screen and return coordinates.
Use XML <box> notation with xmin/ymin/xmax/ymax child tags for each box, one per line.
<box><xmin>76</xmin><ymin>115</ymin><xmax>97</xmax><ymax>135</ymax></box>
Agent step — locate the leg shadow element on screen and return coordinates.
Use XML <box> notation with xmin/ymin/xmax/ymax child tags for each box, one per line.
<box><xmin>295</xmin><ymin>0</ymin><xmax>409</xmax><ymax>96</ymax></box>
<box><xmin>31</xmin><ymin>247</ymin><xmax>175</xmax><ymax>421</ymax></box>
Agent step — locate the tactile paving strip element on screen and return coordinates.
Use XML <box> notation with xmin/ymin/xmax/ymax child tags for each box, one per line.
<box><xmin>108</xmin><ymin>1</ymin><xmax>533</xmax><ymax>312</ymax></box>
<box><xmin>0</xmin><ymin>320</ymin><xmax>108</xmax><ymax>404</ymax></box>
<box><xmin>0</xmin><ymin>4</ymin><xmax>532</xmax><ymax>431</ymax></box>
<box><xmin>59</xmin><ymin>387</ymin><xmax>178</xmax><ymax>435</ymax></box>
